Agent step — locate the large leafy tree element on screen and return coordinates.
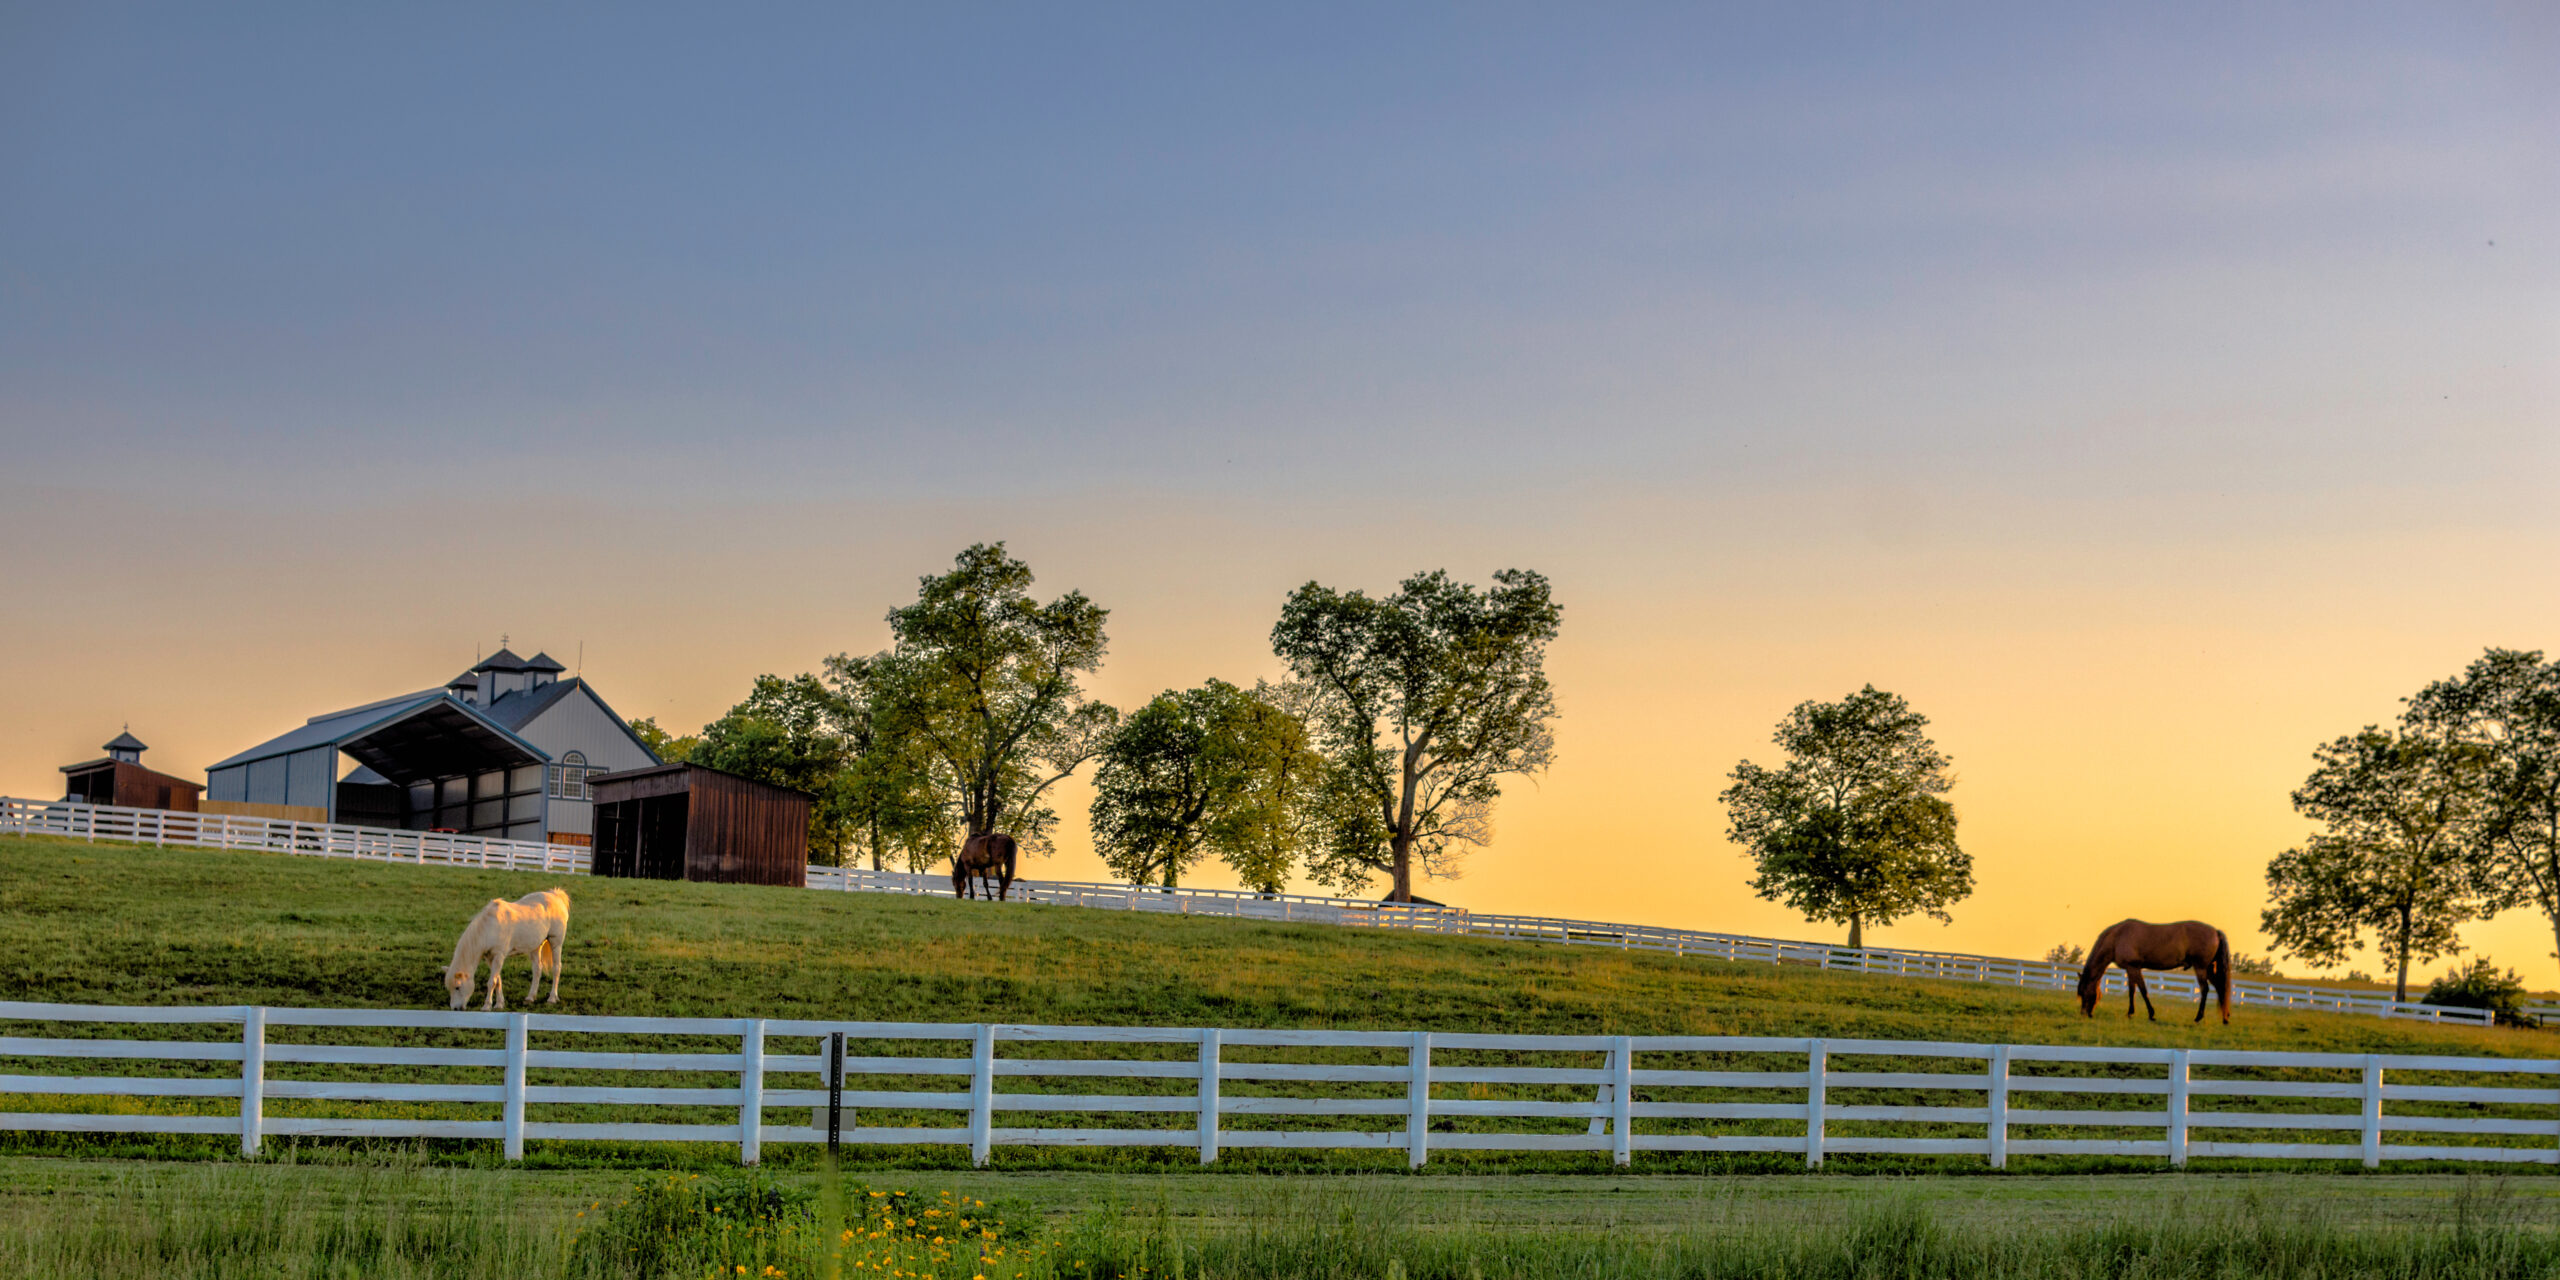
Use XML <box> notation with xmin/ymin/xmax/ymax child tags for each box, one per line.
<box><xmin>859</xmin><ymin>543</ymin><xmax>1118</xmax><ymax>856</ymax></box>
<box><xmin>2405</xmin><ymin>649</ymin><xmax>2560</xmax><ymax>984</ymax></box>
<box><xmin>1088</xmin><ymin>680</ymin><xmax>1326</xmax><ymax>891</ymax></box>
<box><xmin>1721</xmin><ymin>685</ymin><xmax>1971</xmax><ymax>950</ymax></box>
<box><xmin>2261</xmin><ymin>725</ymin><xmax>2497</xmax><ymax>1000</ymax></box>
<box><xmin>1272</xmin><ymin>568</ymin><xmax>1561</xmax><ymax>902</ymax></box>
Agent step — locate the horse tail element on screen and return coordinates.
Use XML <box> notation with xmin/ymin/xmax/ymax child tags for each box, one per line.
<box><xmin>2213</xmin><ymin>929</ymin><xmax>2233</xmax><ymax>1023</ymax></box>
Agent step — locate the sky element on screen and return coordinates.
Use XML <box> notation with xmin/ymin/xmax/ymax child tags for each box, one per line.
<box><xmin>4</xmin><ymin>4</ymin><xmax>2556</xmax><ymax>984</ymax></box>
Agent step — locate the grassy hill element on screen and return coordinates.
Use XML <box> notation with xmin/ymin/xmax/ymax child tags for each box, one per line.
<box><xmin>0</xmin><ymin>831</ymin><xmax>2539</xmax><ymax>1057</ymax></box>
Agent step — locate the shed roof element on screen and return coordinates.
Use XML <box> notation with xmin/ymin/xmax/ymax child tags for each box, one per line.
<box><xmin>103</xmin><ymin>731</ymin><xmax>147</xmax><ymax>753</ymax></box>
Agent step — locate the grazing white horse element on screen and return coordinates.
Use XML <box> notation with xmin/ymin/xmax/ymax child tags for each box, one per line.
<box><xmin>444</xmin><ymin>888</ymin><xmax>571</xmax><ymax>1010</ymax></box>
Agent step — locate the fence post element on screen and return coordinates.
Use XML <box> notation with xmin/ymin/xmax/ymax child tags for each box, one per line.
<box><xmin>503</xmin><ymin>1014</ymin><xmax>529</xmax><ymax>1161</ymax></box>
<box><xmin>1197</xmin><ymin>1027</ymin><xmax>1221</xmax><ymax>1164</ymax></box>
<box><xmin>969</xmin><ymin>1025</ymin><xmax>996</xmax><ymax>1168</ymax></box>
<box><xmin>2361</xmin><ymin>1055</ymin><xmax>2384</xmax><ymax>1169</ymax></box>
<box><xmin>239</xmin><ymin>1006</ymin><xmax>265</xmax><ymax>1157</ymax></box>
<box><xmin>826</xmin><ymin>1031</ymin><xmax>847</xmax><ymax>1152</ymax></box>
<box><xmin>2167</xmin><ymin>1049</ymin><xmax>2190</xmax><ymax>1168</ymax></box>
<box><xmin>1987</xmin><ymin>1045</ymin><xmax>2009</xmax><ymax>1170</ymax></box>
<box><xmin>739</xmin><ymin>1019</ymin><xmax>765</xmax><ymax>1166</ymax></box>
<box><xmin>1406</xmin><ymin>1031</ymin><xmax>1432</xmax><ymax>1169</ymax></box>
<box><xmin>1804</xmin><ymin>1039</ymin><xmax>1826</xmax><ymax>1169</ymax></box>
<box><xmin>1610</xmin><ymin>1035</ymin><xmax>1634</xmax><ymax>1167</ymax></box>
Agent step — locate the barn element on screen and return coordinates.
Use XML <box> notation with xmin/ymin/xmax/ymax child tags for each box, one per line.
<box><xmin>588</xmin><ymin>763</ymin><xmax>812</xmax><ymax>888</ymax></box>
<box><xmin>59</xmin><ymin>732</ymin><xmax>202</xmax><ymax>812</ymax></box>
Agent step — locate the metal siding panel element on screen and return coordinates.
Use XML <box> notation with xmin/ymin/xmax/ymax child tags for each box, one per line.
<box><xmin>286</xmin><ymin>748</ymin><xmax>337</xmax><ymax>812</ymax></box>
<box><xmin>246</xmin><ymin>756</ymin><xmax>288</xmax><ymax>804</ymax></box>
<box><xmin>209</xmin><ymin>765</ymin><xmax>248</xmax><ymax>803</ymax></box>
<box><xmin>547</xmin><ymin>797</ymin><xmax>591</xmax><ymax>835</ymax></box>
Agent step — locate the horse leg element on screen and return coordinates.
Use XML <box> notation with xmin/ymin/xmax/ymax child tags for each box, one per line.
<box><xmin>2191</xmin><ymin>962</ymin><xmax>2211</xmax><ymax>1023</ymax></box>
<box><xmin>2132</xmin><ymin>970</ymin><xmax>2157</xmax><ymax>1021</ymax></box>
<box><xmin>546</xmin><ymin>930</ymin><xmax>564</xmax><ymax>1004</ymax></box>
<box><xmin>485</xmin><ymin>956</ymin><xmax>506</xmax><ymax>1011</ymax></box>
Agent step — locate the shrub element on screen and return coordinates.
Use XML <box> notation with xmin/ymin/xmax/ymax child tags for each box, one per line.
<box><xmin>2231</xmin><ymin>953</ymin><xmax>2279</xmax><ymax>978</ymax></box>
<box><xmin>2041</xmin><ymin>944</ymin><xmax>2083</xmax><ymax>967</ymax></box>
<box><xmin>2421</xmin><ymin>958</ymin><xmax>2534</xmax><ymax>1026</ymax></box>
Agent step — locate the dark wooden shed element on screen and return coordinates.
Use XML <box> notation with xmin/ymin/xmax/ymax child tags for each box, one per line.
<box><xmin>587</xmin><ymin>763</ymin><xmax>811</xmax><ymax>888</ymax></box>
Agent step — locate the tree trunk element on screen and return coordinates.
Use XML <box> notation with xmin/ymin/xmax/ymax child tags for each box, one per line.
<box><xmin>1388</xmin><ymin>831</ymin><xmax>1414</xmax><ymax>902</ymax></box>
<box><xmin>2392</xmin><ymin>901</ymin><xmax>2415</xmax><ymax>1003</ymax></box>
<box><xmin>1847</xmin><ymin>913</ymin><xmax>1864</xmax><ymax>951</ymax></box>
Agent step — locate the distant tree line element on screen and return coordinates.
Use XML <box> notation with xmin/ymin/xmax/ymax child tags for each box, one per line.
<box><xmin>634</xmin><ymin>544</ymin><xmax>1562</xmax><ymax>903</ymax></box>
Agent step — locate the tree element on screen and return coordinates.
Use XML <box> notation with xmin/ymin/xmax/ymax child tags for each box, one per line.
<box><xmin>691</xmin><ymin>674</ymin><xmax>857</xmax><ymax>861</ymax></box>
<box><xmin>1205</xmin><ymin>682</ymin><xmax>1330</xmax><ymax>894</ymax></box>
<box><xmin>628</xmin><ymin>717</ymin><xmax>697</xmax><ymax>764</ymax></box>
<box><xmin>823</xmin><ymin>652</ymin><xmax>960</xmax><ymax>874</ymax></box>
<box><xmin>1088</xmin><ymin>680</ymin><xmax>1327</xmax><ymax>891</ymax></box>
<box><xmin>2405</xmin><ymin>649</ymin><xmax>2560</xmax><ymax>983</ymax></box>
<box><xmin>859</xmin><ymin>543</ymin><xmax>1118</xmax><ymax>856</ymax></box>
<box><xmin>2261</xmin><ymin>726</ymin><xmax>2496</xmax><ymax>1000</ymax></box>
<box><xmin>1271</xmin><ymin>569</ymin><xmax>1561</xmax><ymax>902</ymax></box>
<box><xmin>1721</xmin><ymin>685</ymin><xmax>1972</xmax><ymax>950</ymax></box>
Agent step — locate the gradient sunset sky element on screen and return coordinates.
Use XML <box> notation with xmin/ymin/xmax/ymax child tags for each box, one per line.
<box><xmin>5</xmin><ymin>6</ymin><xmax>2555</xmax><ymax>981</ymax></box>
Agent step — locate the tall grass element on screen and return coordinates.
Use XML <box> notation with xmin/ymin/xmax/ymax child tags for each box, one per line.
<box><xmin>0</xmin><ymin>1158</ymin><xmax>576</xmax><ymax>1279</ymax></box>
<box><xmin>6</xmin><ymin>1160</ymin><xmax>2555</xmax><ymax>1279</ymax></box>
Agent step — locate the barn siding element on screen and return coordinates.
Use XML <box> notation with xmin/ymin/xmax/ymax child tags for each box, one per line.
<box><xmin>589</xmin><ymin>764</ymin><xmax>807</xmax><ymax>889</ymax></box>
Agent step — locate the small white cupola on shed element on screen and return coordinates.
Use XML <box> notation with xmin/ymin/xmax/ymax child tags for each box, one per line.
<box><xmin>103</xmin><ymin>730</ymin><xmax>146</xmax><ymax>764</ymax></box>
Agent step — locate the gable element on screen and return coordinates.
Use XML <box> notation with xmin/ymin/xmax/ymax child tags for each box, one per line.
<box><xmin>513</xmin><ymin>681</ymin><xmax>660</xmax><ymax>772</ymax></box>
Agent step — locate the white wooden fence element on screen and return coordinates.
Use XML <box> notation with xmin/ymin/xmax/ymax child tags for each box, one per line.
<box><xmin>1</xmin><ymin>798</ymin><xmax>2500</xmax><ymax>1026</ymax></box>
<box><xmin>2</xmin><ymin>797</ymin><xmax>586</xmax><ymax>874</ymax></box>
<box><xmin>0</xmin><ymin>1001</ymin><xmax>2551</xmax><ymax>1169</ymax></box>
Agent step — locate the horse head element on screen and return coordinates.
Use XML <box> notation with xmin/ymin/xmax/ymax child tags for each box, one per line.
<box><xmin>445</xmin><ymin>967</ymin><xmax>475</xmax><ymax>1010</ymax></box>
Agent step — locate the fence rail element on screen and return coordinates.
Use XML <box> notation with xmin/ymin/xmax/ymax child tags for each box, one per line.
<box><xmin>2</xmin><ymin>798</ymin><xmax>2500</xmax><ymax>1025</ymax></box>
<box><xmin>0</xmin><ymin>1000</ymin><xmax>2549</xmax><ymax>1169</ymax></box>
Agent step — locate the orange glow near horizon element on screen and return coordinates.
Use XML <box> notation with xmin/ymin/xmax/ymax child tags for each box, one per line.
<box><xmin>6</xmin><ymin>487</ymin><xmax>2554</xmax><ymax>991</ymax></box>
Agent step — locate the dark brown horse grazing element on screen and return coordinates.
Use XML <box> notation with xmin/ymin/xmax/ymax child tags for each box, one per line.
<box><xmin>952</xmin><ymin>832</ymin><xmax>1018</xmax><ymax>901</ymax></box>
<box><xmin>2077</xmin><ymin>919</ymin><xmax>2232</xmax><ymax>1024</ymax></box>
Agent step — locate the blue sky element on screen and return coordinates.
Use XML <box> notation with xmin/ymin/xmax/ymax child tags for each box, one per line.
<box><xmin>7</xmin><ymin>5</ymin><xmax>2548</xmax><ymax>507</ymax></box>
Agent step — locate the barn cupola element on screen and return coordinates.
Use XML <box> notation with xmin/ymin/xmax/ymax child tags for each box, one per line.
<box><xmin>474</xmin><ymin>647</ymin><xmax>531</xmax><ymax>701</ymax></box>
<box><xmin>524</xmin><ymin>651</ymin><xmax>566</xmax><ymax>690</ymax></box>
<box><xmin>103</xmin><ymin>730</ymin><xmax>146</xmax><ymax>764</ymax></box>
<box><xmin>445</xmin><ymin>670</ymin><xmax>481</xmax><ymax>705</ymax></box>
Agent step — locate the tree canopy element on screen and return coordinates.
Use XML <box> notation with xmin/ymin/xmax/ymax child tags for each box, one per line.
<box><xmin>1271</xmin><ymin>568</ymin><xmax>1560</xmax><ymax>902</ymax></box>
<box><xmin>1088</xmin><ymin>679</ymin><xmax>1326</xmax><ymax>891</ymax></box>
<box><xmin>2261</xmin><ymin>725</ymin><xmax>2497</xmax><ymax>1000</ymax></box>
<box><xmin>1721</xmin><ymin>685</ymin><xmax>1971</xmax><ymax>950</ymax></box>
<box><xmin>2404</xmin><ymin>648</ymin><xmax>2560</xmax><ymax>985</ymax></box>
<box><xmin>858</xmin><ymin>543</ymin><xmax>1118</xmax><ymax>855</ymax></box>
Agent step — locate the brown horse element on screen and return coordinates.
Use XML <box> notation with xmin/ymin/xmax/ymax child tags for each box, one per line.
<box><xmin>2076</xmin><ymin>919</ymin><xmax>2232</xmax><ymax>1024</ymax></box>
<box><xmin>952</xmin><ymin>832</ymin><xmax>1018</xmax><ymax>901</ymax></box>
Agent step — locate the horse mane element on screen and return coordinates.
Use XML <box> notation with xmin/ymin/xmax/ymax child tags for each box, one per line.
<box><xmin>447</xmin><ymin>899</ymin><xmax>504</xmax><ymax>975</ymax></box>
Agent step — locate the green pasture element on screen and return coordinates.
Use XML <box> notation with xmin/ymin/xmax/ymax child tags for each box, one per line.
<box><xmin>1</xmin><ymin>832</ymin><xmax>2554</xmax><ymax>1175</ymax></box>
<box><xmin>3</xmin><ymin>1156</ymin><xmax>2557</xmax><ymax>1279</ymax></box>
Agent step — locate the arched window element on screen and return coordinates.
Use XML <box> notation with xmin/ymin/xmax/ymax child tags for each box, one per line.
<box><xmin>549</xmin><ymin>751</ymin><xmax>591</xmax><ymax>800</ymax></box>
